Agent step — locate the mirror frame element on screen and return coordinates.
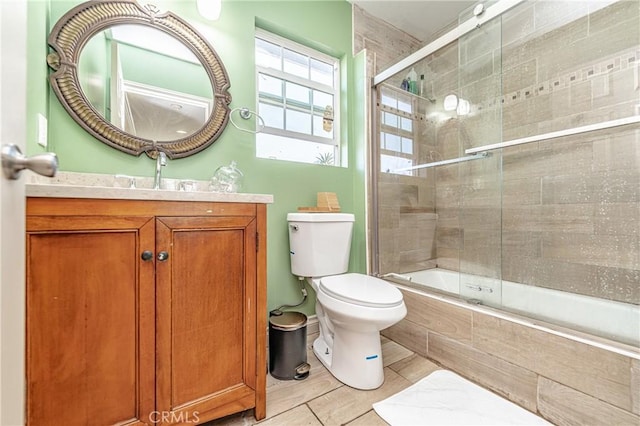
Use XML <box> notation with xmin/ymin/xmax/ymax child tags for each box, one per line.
<box><xmin>47</xmin><ymin>0</ymin><xmax>232</xmax><ymax>159</ymax></box>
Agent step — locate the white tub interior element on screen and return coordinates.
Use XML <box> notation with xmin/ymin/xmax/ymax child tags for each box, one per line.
<box><xmin>402</xmin><ymin>268</ymin><xmax>640</xmax><ymax>348</ymax></box>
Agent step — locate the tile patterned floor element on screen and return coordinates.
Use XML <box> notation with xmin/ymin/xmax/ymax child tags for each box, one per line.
<box><xmin>207</xmin><ymin>334</ymin><xmax>443</xmax><ymax>426</ymax></box>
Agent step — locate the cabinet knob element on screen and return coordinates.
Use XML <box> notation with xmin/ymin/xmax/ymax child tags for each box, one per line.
<box><xmin>141</xmin><ymin>250</ymin><xmax>153</xmax><ymax>261</ymax></box>
<box><xmin>157</xmin><ymin>251</ymin><xmax>169</xmax><ymax>262</ymax></box>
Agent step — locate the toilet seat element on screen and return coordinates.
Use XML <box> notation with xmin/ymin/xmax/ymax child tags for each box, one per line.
<box><xmin>319</xmin><ymin>273</ymin><xmax>403</xmax><ymax>308</ymax></box>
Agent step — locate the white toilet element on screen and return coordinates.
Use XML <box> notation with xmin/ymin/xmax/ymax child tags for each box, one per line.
<box><xmin>287</xmin><ymin>212</ymin><xmax>406</xmax><ymax>390</ymax></box>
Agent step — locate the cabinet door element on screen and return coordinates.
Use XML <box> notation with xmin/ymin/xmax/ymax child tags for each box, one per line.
<box><xmin>26</xmin><ymin>216</ymin><xmax>155</xmax><ymax>426</ymax></box>
<box><xmin>155</xmin><ymin>216</ymin><xmax>257</xmax><ymax>424</ymax></box>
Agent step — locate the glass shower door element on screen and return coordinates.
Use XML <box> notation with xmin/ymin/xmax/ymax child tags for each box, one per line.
<box><xmin>456</xmin><ymin>2</ymin><xmax>503</xmax><ymax>307</ymax></box>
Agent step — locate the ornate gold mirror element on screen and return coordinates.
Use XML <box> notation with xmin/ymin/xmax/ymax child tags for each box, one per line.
<box><xmin>47</xmin><ymin>0</ymin><xmax>232</xmax><ymax>159</ymax></box>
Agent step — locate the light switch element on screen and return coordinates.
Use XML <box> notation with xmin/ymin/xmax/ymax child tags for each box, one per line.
<box><xmin>37</xmin><ymin>113</ymin><xmax>48</xmax><ymax>147</ymax></box>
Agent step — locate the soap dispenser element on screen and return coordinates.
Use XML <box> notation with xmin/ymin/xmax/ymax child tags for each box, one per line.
<box><xmin>407</xmin><ymin>67</ymin><xmax>418</xmax><ymax>95</ymax></box>
<box><xmin>209</xmin><ymin>161</ymin><xmax>244</xmax><ymax>193</ymax></box>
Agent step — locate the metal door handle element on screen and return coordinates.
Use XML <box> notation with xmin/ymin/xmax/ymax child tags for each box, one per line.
<box><xmin>2</xmin><ymin>144</ymin><xmax>58</xmax><ymax>180</ymax></box>
<box><xmin>157</xmin><ymin>251</ymin><xmax>169</xmax><ymax>261</ymax></box>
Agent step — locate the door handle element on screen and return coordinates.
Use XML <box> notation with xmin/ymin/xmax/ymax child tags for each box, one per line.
<box><xmin>1</xmin><ymin>144</ymin><xmax>58</xmax><ymax>180</ymax></box>
<box><xmin>157</xmin><ymin>251</ymin><xmax>169</xmax><ymax>261</ymax></box>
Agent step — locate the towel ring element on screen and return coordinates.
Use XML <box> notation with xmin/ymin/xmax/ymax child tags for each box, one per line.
<box><xmin>230</xmin><ymin>107</ymin><xmax>265</xmax><ymax>134</ymax></box>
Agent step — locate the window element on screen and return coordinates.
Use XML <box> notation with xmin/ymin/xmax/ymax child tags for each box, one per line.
<box><xmin>255</xmin><ymin>29</ymin><xmax>340</xmax><ymax>165</ymax></box>
<box><xmin>379</xmin><ymin>86</ymin><xmax>416</xmax><ymax>176</ymax></box>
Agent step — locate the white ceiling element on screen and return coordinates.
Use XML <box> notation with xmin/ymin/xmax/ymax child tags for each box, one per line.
<box><xmin>351</xmin><ymin>0</ymin><xmax>477</xmax><ymax>42</ymax></box>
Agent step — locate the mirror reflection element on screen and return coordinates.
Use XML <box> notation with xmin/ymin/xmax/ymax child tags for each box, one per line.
<box><xmin>78</xmin><ymin>24</ymin><xmax>214</xmax><ymax>142</ymax></box>
<box><xmin>48</xmin><ymin>0</ymin><xmax>231</xmax><ymax>158</ymax></box>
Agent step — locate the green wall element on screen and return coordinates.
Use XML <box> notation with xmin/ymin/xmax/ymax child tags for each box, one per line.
<box><xmin>28</xmin><ymin>0</ymin><xmax>367</xmax><ymax>316</ymax></box>
<box><xmin>118</xmin><ymin>42</ymin><xmax>212</xmax><ymax>99</ymax></box>
<box><xmin>78</xmin><ymin>30</ymin><xmax>109</xmax><ymax>117</ymax></box>
<box><xmin>27</xmin><ymin>0</ymin><xmax>49</xmax><ymax>149</ymax></box>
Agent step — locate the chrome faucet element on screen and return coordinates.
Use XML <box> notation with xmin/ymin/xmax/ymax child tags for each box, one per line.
<box><xmin>153</xmin><ymin>151</ymin><xmax>167</xmax><ymax>190</ymax></box>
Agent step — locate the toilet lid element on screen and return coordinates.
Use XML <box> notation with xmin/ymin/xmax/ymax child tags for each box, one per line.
<box><xmin>319</xmin><ymin>273</ymin><xmax>403</xmax><ymax>308</ymax></box>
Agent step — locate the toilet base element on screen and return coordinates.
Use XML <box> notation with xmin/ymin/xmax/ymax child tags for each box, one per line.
<box><xmin>312</xmin><ymin>335</ymin><xmax>332</xmax><ymax>368</ymax></box>
<box><xmin>312</xmin><ymin>328</ymin><xmax>384</xmax><ymax>390</ymax></box>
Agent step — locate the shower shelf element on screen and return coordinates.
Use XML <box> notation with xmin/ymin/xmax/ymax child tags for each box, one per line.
<box><xmin>465</xmin><ymin>115</ymin><xmax>640</xmax><ymax>154</ymax></box>
<box><xmin>378</xmin><ymin>82</ymin><xmax>437</xmax><ymax>104</ymax></box>
<box><xmin>389</xmin><ymin>152</ymin><xmax>489</xmax><ymax>173</ymax></box>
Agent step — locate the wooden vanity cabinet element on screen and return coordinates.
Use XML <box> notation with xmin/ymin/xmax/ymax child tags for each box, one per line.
<box><xmin>26</xmin><ymin>198</ymin><xmax>267</xmax><ymax>425</ymax></box>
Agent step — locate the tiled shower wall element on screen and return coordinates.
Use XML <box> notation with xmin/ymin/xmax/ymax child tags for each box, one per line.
<box><xmin>499</xmin><ymin>1</ymin><xmax>640</xmax><ymax>304</ymax></box>
<box><xmin>353</xmin><ymin>5</ymin><xmax>441</xmax><ymax>274</ymax></box>
<box><xmin>360</xmin><ymin>2</ymin><xmax>640</xmax><ymax>423</ymax></box>
<box><xmin>433</xmin><ymin>0</ymin><xmax>640</xmax><ymax>304</ymax></box>
<box><xmin>358</xmin><ymin>3</ymin><xmax>640</xmax><ymax>423</ymax></box>
<box><xmin>352</xmin><ymin>5</ymin><xmax>422</xmax><ymax>77</ymax></box>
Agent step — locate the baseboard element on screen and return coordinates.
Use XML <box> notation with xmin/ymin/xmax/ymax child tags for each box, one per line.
<box><xmin>306</xmin><ymin>314</ymin><xmax>319</xmax><ymax>336</ymax></box>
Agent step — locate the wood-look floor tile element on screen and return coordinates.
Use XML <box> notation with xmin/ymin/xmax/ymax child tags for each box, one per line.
<box><xmin>307</xmin><ymin>368</ymin><xmax>411</xmax><ymax>425</ymax></box>
<box><xmin>266</xmin><ymin>348</ymin><xmax>342</xmax><ymax>418</ymax></box>
<box><xmin>346</xmin><ymin>409</ymin><xmax>389</xmax><ymax>425</ymax></box>
<box><xmin>381</xmin><ymin>338</ymin><xmax>413</xmax><ymax>367</ymax></box>
<box><xmin>205</xmin><ymin>409</ymin><xmax>255</xmax><ymax>425</ymax></box>
<box><xmin>388</xmin><ymin>353</ymin><xmax>441</xmax><ymax>383</ymax></box>
<box><xmin>256</xmin><ymin>405</ymin><xmax>322</xmax><ymax>426</ymax></box>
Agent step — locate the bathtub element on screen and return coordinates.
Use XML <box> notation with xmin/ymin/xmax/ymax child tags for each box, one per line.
<box><xmin>391</xmin><ymin>268</ymin><xmax>640</xmax><ymax>348</ymax></box>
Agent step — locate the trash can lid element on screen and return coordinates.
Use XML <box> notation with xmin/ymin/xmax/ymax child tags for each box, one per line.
<box><xmin>269</xmin><ymin>311</ymin><xmax>307</xmax><ymax>331</ymax></box>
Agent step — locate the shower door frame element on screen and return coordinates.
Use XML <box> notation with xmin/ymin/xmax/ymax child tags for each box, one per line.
<box><xmin>368</xmin><ymin>0</ymin><xmax>640</xmax><ymax>347</ymax></box>
<box><xmin>368</xmin><ymin>0</ymin><xmax>526</xmax><ymax>279</ymax></box>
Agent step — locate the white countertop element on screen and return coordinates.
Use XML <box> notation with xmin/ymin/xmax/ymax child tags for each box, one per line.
<box><xmin>26</xmin><ymin>172</ymin><xmax>274</xmax><ymax>204</ymax></box>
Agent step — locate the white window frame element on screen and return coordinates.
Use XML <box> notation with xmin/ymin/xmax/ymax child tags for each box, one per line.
<box><xmin>378</xmin><ymin>85</ymin><xmax>418</xmax><ymax>175</ymax></box>
<box><xmin>255</xmin><ymin>28</ymin><xmax>341</xmax><ymax>163</ymax></box>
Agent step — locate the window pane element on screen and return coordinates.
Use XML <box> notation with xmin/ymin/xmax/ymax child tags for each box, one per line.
<box><xmin>259</xmin><ymin>102</ymin><xmax>284</xmax><ymax>129</ymax></box>
<box><xmin>255</xmin><ymin>38</ymin><xmax>281</xmax><ymax>70</ymax></box>
<box><xmin>258</xmin><ymin>73</ymin><xmax>283</xmax><ymax>99</ymax></box>
<box><xmin>381</xmin><ymin>154</ymin><xmax>412</xmax><ymax>175</ymax></box>
<box><xmin>398</xmin><ymin>99</ymin><xmax>412</xmax><ymax>113</ymax></box>
<box><xmin>286</xmin><ymin>109</ymin><xmax>311</xmax><ymax>134</ymax></box>
<box><xmin>285</xmin><ymin>81</ymin><xmax>311</xmax><ymax>107</ymax></box>
<box><xmin>313</xmin><ymin>115</ymin><xmax>333</xmax><ymax>138</ymax></box>
<box><xmin>313</xmin><ymin>90</ymin><xmax>333</xmax><ymax>110</ymax></box>
<box><xmin>283</xmin><ymin>48</ymin><xmax>309</xmax><ymax>78</ymax></box>
<box><xmin>380</xmin><ymin>132</ymin><xmax>385</xmax><ymax>148</ymax></box>
<box><xmin>400</xmin><ymin>117</ymin><xmax>412</xmax><ymax>132</ymax></box>
<box><xmin>381</xmin><ymin>93</ymin><xmax>397</xmax><ymax>109</ymax></box>
<box><xmin>386</xmin><ymin>133</ymin><xmax>401</xmax><ymax>151</ymax></box>
<box><xmin>257</xmin><ymin>133</ymin><xmax>335</xmax><ymax>165</ymax></box>
<box><xmin>383</xmin><ymin>112</ymin><xmax>398</xmax><ymax>127</ymax></box>
<box><xmin>401</xmin><ymin>137</ymin><xmax>413</xmax><ymax>154</ymax></box>
<box><xmin>254</xmin><ymin>31</ymin><xmax>339</xmax><ymax>166</ymax></box>
<box><xmin>310</xmin><ymin>58</ymin><xmax>333</xmax><ymax>86</ymax></box>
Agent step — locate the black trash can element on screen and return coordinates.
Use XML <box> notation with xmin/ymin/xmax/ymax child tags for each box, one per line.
<box><xmin>269</xmin><ymin>311</ymin><xmax>310</xmax><ymax>380</ymax></box>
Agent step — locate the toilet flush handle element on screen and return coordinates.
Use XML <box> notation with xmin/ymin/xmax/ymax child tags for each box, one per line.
<box><xmin>290</xmin><ymin>224</ymin><xmax>299</xmax><ymax>231</ymax></box>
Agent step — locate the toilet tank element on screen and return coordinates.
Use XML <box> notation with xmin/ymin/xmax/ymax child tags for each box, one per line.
<box><xmin>287</xmin><ymin>213</ymin><xmax>355</xmax><ymax>277</ymax></box>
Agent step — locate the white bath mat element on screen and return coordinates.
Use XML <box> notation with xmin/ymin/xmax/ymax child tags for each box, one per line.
<box><xmin>373</xmin><ymin>370</ymin><xmax>550</xmax><ymax>425</ymax></box>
